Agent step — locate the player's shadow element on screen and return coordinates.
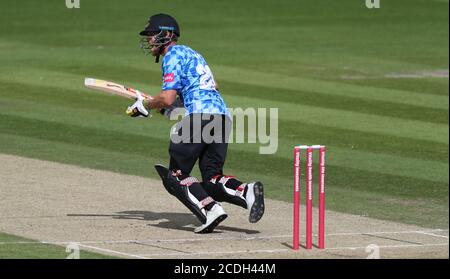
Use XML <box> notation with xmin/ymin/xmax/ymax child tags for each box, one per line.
<box><xmin>67</xmin><ymin>210</ymin><xmax>260</xmax><ymax>234</ymax></box>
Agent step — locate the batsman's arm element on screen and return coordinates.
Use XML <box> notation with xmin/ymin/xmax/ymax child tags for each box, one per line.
<box><xmin>144</xmin><ymin>89</ymin><xmax>177</xmax><ymax>110</ymax></box>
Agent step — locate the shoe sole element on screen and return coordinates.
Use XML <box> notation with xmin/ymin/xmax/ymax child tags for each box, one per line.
<box><xmin>249</xmin><ymin>182</ymin><xmax>265</xmax><ymax>223</ymax></box>
<box><xmin>195</xmin><ymin>214</ymin><xmax>228</xmax><ymax>234</ymax></box>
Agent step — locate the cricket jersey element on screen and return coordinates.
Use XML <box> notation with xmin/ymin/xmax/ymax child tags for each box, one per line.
<box><xmin>161</xmin><ymin>45</ymin><xmax>229</xmax><ymax>116</ymax></box>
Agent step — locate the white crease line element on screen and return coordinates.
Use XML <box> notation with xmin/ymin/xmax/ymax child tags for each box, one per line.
<box><xmin>326</xmin><ymin>243</ymin><xmax>449</xmax><ymax>251</ymax></box>
<box><xmin>77</xmin><ymin>243</ymin><xmax>149</xmax><ymax>259</ymax></box>
<box><xmin>138</xmin><ymin>243</ymin><xmax>449</xmax><ymax>257</ymax></box>
<box><xmin>139</xmin><ymin>228</ymin><xmax>449</xmax><ymax>243</ymax></box>
<box><xmin>327</xmin><ymin>229</ymin><xmax>449</xmax><ymax>237</ymax></box>
<box><xmin>75</xmin><ymin>228</ymin><xmax>450</xmax><ymax>244</ymax></box>
<box><xmin>139</xmin><ymin>248</ymin><xmax>291</xmax><ymax>257</ymax></box>
<box><xmin>1</xmin><ymin>229</ymin><xmax>448</xmax><ymax>245</ymax></box>
<box><xmin>415</xmin><ymin>231</ymin><xmax>449</xmax><ymax>239</ymax></box>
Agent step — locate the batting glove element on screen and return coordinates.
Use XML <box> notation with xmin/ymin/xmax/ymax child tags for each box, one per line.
<box><xmin>126</xmin><ymin>91</ymin><xmax>150</xmax><ymax>118</ymax></box>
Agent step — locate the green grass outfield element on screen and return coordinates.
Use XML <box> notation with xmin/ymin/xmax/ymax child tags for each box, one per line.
<box><xmin>0</xmin><ymin>0</ymin><xmax>448</xmax><ymax>258</ymax></box>
<box><xmin>0</xmin><ymin>233</ymin><xmax>116</xmax><ymax>259</ymax></box>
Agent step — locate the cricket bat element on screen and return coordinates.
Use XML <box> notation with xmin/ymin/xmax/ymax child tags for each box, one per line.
<box><xmin>84</xmin><ymin>78</ymin><xmax>153</xmax><ymax>100</ymax></box>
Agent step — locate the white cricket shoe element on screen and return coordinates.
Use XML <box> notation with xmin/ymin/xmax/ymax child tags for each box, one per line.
<box><xmin>194</xmin><ymin>204</ymin><xmax>228</xmax><ymax>233</ymax></box>
<box><xmin>245</xmin><ymin>182</ymin><xmax>265</xmax><ymax>223</ymax></box>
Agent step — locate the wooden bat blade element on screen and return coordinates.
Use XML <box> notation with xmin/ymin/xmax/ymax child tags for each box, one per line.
<box><xmin>84</xmin><ymin>78</ymin><xmax>152</xmax><ymax>100</ymax></box>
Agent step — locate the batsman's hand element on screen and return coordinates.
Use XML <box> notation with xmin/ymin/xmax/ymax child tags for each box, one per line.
<box><xmin>126</xmin><ymin>91</ymin><xmax>150</xmax><ymax>118</ymax></box>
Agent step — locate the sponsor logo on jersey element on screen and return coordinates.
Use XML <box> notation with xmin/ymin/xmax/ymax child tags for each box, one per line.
<box><xmin>164</xmin><ymin>73</ymin><xmax>175</xmax><ymax>83</ymax></box>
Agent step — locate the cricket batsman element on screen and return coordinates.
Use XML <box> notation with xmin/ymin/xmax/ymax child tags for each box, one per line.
<box><xmin>126</xmin><ymin>14</ymin><xmax>264</xmax><ymax>233</ymax></box>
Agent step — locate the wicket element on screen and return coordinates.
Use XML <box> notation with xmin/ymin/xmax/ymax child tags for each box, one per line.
<box><xmin>293</xmin><ymin>145</ymin><xmax>326</xmax><ymax>250</ymax></box>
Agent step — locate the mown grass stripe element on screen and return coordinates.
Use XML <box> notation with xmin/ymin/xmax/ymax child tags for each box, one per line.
<box><xmin>1</xmin><ymin>84</ymin><xmax>448</xmax><ymax>161</ymax></box>
<box><xmin>220</xmin><ymin>80</ymin><xmax>448</xmax><ymax>124</ymax></box>
<box><xmin>0</xmin><ymin>133</ymin><xmax>161</xmax><ymax>178</ymax></box>
<box><xmin>211</xmin><ymin>65</ymin><xmax>449</xmax><ymax>110</ymax></box>
<box><xmin>1</xmin><ymin>80</ymin><xmax>448</xmax><ymax>166</ymax></box>
<box><xmin>237</xmin><ymin>137</ymin><xmax>449</xmax><ymax>184</ymax></box>
<box><xmin>225</xmin><ymin>95</ymin><xmax>449</xmax><ymax>144</ymax></box>
<box><xmin>334</xmin><ymin>77</ymin><xmax>449</xmax><ymax>97</ymax></box>
<box><xmin>283</xmin><ymin>141</ymin><xmax>449</xmax><ymax>183</ymax></box>
<box><xmin>32</xmin><ymin>53</ymin><xmax>447</xmax><ymax>110</ymax></box>
<box><xmin>0</xmin><ymin>50</ymin><xmax>448</xmax><ymax>112</ymax></box>
<box><xmin>0</xmin><ymin>67</ymin><xmax>160</xmax><ymax>100</ymax></box>
<box><xmin>1</xmin><ymin>82</ymin><xmax>447</xmax><ymax>177</ymax></box>
<box><xmin>276</xmin><ymin>119</ymin><xmax>449</xmax><ymax>163</ymax></box>
<box><xmin>2</xmin><ymin>85</ymin><xmax>448</xmax><ymax>168</ymax></box>
<box><xmin>1</xmin><ymin>114</ymin><xmax>448</xmax><ymax>184</ymax></box>
<box><xmin>1</xmin><ymin>71</ymin><xmax>447</xmax><ymax>144</ymax></box>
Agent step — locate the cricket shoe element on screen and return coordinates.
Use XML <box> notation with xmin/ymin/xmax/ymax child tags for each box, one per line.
<box><xmin>194</xmin><ymin>204</ymin><xmax>228</xmax><ymax>234</ymax></box>
<box><xmin>245</xmin><ymin>182</ymin><xmax>265</xmax><ymax>223</ymax></box>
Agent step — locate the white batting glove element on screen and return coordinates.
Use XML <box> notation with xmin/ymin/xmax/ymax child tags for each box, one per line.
<box><xmin>126</xmin><ymin>91</ymin><xmax>150</xmax><ymax>118</ymax></box>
